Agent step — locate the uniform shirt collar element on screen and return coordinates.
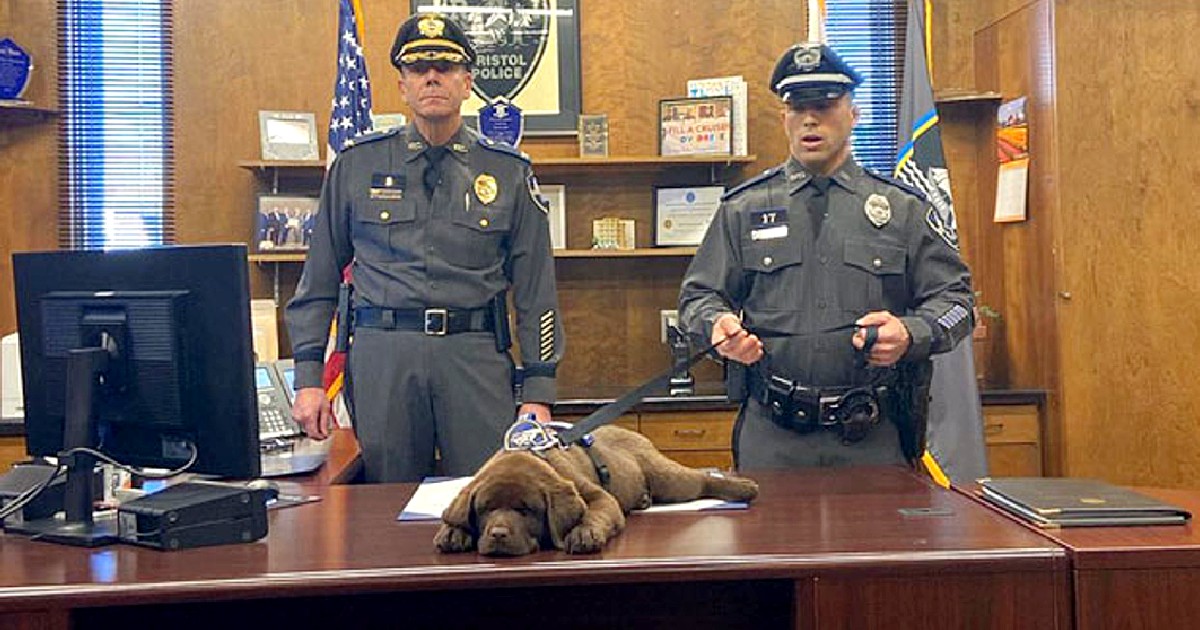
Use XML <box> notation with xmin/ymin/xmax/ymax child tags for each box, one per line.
<box><xmin>784</xmin><ymin>156</ymin><xmax>860</xmax><ymax>196</ymax></box>
<box><xmin>404</xmin><ymin>124</ymin><xmax>473</xmax><ymax>163</ymax></box>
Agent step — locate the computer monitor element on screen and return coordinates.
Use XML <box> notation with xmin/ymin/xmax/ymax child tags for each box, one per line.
<box><xmin>10</xmin><ymin>244</ymin><xmax>260</xmax><ymax>545</ymax></box>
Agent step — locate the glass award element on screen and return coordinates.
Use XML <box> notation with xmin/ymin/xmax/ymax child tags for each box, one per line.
<box><xmin>0</xmin><ymin>38</ymin><xmax>33</xmax><ymax>101</ymax></box>
<box><xmin>478</xmin><ymin>97</ymin><xmax>524</xmax><ymax>147</ymax></box>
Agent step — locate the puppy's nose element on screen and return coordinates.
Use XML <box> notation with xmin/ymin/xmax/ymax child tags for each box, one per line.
<box><xmin>488</xmin><ymin>526</ymin><xmax>511</xmax><ymax>540</ymax></box>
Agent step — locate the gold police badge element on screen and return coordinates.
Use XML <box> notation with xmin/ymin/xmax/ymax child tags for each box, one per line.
<box><xmin>474</xmin><ymin>173</ymin><xmax>498</xmax><ymax>205</ymax></box>
<box><xmin>418</xmin><ymin>15</ymin><xmax>445</xmax><ymax>38</ymax></box>
<box><xmin>864</xmin><ymin>193</ymin><xmax>891</xmax><ymax>228</ymax></box>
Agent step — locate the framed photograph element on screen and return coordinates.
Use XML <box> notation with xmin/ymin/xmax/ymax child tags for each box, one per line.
<box><xmin>255</xmin><ymin>194</ymin><xmax>319</xmax><ymax>252</ymax></box>
<box><xmin>653</xmin><ymin>186</ymin><xmax>724</xmax><ymax>247</ymax></box>
<box><xmin>412</xmin><ymin>0</ymin><xmax>582</xmax><ymax>135</ymax></box>
<box><xmin>258</xmin><ymin>111</ymin><xmax>319</xmax><ymax>161</ymax></box>
<box><xmin>658</xmin><ymin>96</ymin><xmax>734</xmax><ymax>157</ymax></box>
<box><xmin>539</xmin><ymin>183</ymin><xmax>567</xmax><ymax>250</ymax></box>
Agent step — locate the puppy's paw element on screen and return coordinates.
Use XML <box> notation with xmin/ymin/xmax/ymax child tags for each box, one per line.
<box><xmin>434</xmin><ymin>524</ymin><xmax>475</xmax><ymax>553</ymax></box>
<box><xmin>706</xmin><ymin>472</ymin><xmax>760</xmax><ymax>502</ymax></box>
<box><xmin>563</xmin><ymin>524</ymin><xmax>607</xmax><ymax>554</ymax></box>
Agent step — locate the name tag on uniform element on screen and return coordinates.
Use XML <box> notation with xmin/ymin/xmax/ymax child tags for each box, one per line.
<box><xmin>750</xmin><ymin>208</ymin><xmax>788</xmax><ymax>241</ymax></box>
<box><xmin>370</xmin><ymin>173</ymin><xmax>405</xmax><ymax>200</ymax></box>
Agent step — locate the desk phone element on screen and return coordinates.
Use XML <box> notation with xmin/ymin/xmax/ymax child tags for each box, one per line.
<box><xmin>255</xmin><ymin>362</ymin><xmax>302</xmax><ymax>441</ymax></box>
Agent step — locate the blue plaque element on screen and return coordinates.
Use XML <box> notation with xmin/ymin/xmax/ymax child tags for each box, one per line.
<box><xmin>0</xmin><ymin>38</ymin><xmax>32</xmax><ymax>101</ymax></box>
<box><xmin>478</xmin><ymin>97</ymin><xmax>524</xmax><ymax>147</ymax></box>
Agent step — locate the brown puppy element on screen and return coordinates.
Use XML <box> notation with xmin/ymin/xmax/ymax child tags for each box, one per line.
<box><xmin>434</xmin><ymin>425</ymin><xmax>759</xmax><ymax>556</ymax></box>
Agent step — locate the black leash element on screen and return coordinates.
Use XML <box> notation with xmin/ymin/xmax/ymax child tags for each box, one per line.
<box><xmin>554</xmin><ymin>321</ymin><xmax>877</xmax><ymax>446</ymax></box>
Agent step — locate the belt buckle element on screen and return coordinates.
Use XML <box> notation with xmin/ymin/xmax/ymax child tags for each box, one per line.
<box><xmin>424</xmin><ymin>308</ymin><xmax>448</xmax><ymax>335</ymax></box>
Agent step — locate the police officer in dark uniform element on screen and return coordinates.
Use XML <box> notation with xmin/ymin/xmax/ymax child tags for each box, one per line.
<box><xmin>679</xmin><ymin>42</ymin><xmax>973</xmax><ymax>470</ymax></box>
<box><xmin>286</xmin><ymin>13</ymin><xmax>564</xmax><ymax>483</ymax></box>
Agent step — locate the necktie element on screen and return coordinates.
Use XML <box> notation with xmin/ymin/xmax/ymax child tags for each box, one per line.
<box><xmin>423</xmin><ymin>145</ymin><xmax>448</xmax><ymax>198</ymax></box>
<box><xmin>809</xmin><ymin>176</ymin><xmax>831</xmax><ymax>237</ymax></box>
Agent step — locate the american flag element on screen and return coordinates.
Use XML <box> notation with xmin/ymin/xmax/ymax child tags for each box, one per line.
<box><xmin>328</xmin><ymin>0</ymin><xmax>374</xmax><ymax>162</ymax></box>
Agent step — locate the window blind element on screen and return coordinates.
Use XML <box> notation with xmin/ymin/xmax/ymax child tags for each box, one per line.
<box><xmin>826</xmin><ymin>0</ymin><xmax>905</xmax><ymax>173</ymax></box>
<box><xmin>58</xmin><ymin>0</ymin><xmax>174</xmax><ymax>250</ymax></box>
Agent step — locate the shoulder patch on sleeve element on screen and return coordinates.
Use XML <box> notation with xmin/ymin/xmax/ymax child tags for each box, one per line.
<box><xmin>864</xmin><ymin>168</ymin><xmax>929</xmax><ymax>203</ymax></box>
<box><xmin>721</xmin><ymin>166</ymin><xmax>783</xmax><ymax>201</ymax></box>
<box><xmin>477</xmin><ymin>137</ymin><xmax>531</xmax><ymax>164</ymax></box>
<box><xmin>342</xmin><ymin>127</ymin><xmax>399</xmax><ymax>150</ymax></box>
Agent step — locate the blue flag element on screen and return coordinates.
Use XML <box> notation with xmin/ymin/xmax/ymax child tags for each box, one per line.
<box><xmin>328</xmin><ymin>0</ymin><xmax>374</xmax><ymax>161</ymax></box>
<box><xmin>895</xmin><ymin>0</ymin><xmax>988</xmax><ymax>487</ymax></box>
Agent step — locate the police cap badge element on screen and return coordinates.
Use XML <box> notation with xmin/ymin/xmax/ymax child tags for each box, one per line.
<box><xmin>770</xmin><ymin>42</ymin><xmax>863</xmax><ymax>104</ymax></box>
<box><xmin>391</xmin><ymin>13</ymin><xmax>476</xmax><ymax>69</ymax></box>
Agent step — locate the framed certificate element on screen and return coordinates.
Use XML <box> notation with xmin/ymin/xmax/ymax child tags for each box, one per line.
<box><xmin>258</xmin><ymin>111</ymin><xmax>319</xmax><ymax>161</ymax></box>
<box><xmin>653</xmin><ymin>186</ymin><xmax>724</xmax><ymax>247</ymax></box>
<box><xmin>658</xmin><ymin>96</ymin><xmax>733</xmax><ymax>157</ymax></box>
<box><xmin>539</xmin><ymin>183</ymin><xmax>567</xmax><ymax>250</ymax></box>
<box><xmin>255</xmin><ymin>194</ymin><xmax>319</xmax><ymax>252</ymax></box>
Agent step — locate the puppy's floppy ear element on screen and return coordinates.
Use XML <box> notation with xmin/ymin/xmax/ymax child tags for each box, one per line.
<box><xmin>543</xmin><ymin>480</ymin><xmax>586</xmax><ymax>550</ymax></box>
<box><xmin>442</xmin><ymin>482</ymin><xmax>479</xmax><ymax>535</ymax></box>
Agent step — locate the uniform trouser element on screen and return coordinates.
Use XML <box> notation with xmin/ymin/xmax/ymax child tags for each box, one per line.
<box><xmin>346</xmin><ymin>327</ymin><xmax>515</xmax><ymax>483</ymax></box>
<box><xmin>733</xmin><ymin>398</ymin><xmax>908</xmax><ymax>470</ymax></box>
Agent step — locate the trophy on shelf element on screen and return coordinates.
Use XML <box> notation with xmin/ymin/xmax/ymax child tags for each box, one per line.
<box><xmin>479</xmin><ymin>97</ymin><xmax>524</xmax><ymax>147</ymax></box>
<box><xmin>0</xmin><ymin>38</ymin><xmax>33</xmax><ymax>102</ymax></box>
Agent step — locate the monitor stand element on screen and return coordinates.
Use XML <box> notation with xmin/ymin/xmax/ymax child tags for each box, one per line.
<box><xmin>8</xmin><ymin>347</ymin><xmax>117</xmax><ymax>546</ymax></box>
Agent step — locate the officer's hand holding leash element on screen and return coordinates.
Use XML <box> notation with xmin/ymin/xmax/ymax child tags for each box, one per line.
<box><xmin>294</xmin><ymin>387</ymin><xmax>336</xmax><ymax>440</ymax></box>
<box><xmin>712</xmin><ymin>313</ymin><xmax>763</xmax><ymax>365</ymax></box>
<box><xmin>518</xmin><ymin>402</ymin><xmax>553</xmax><ymax>424</ymax></box>
<box><xmin>852</xmin><ymin>311</ymin><xmax>911</xmax><ymax>367</ymax></box>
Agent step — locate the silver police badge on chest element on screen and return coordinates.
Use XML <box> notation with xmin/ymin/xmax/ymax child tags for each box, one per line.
<box><xmin>864</xmin><ymin>194</ymin><xmax>891</xmax><ymax>228</ymax></box>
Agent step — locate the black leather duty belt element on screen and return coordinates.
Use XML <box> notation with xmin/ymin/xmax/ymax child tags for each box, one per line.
<box><xmin>746</xmin><ymin>370</ymin><xmax>886</xmax><ymax>443</ymax></box>
<box><xmin>353</xmin><ymin>306</ymin><xmax>494</xmax><ymax>336</ymax></box>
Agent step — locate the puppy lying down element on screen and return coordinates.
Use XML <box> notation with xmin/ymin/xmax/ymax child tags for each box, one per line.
<box><xmin>434</xmin><ymin>425</ymin><xmax>759</xmax><ymax>556</ymax></box>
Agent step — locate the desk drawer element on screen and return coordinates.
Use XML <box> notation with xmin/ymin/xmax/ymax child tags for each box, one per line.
<box><xmin>557</xmin><ymin>414</ymin><xmax>638</xmax><ymax>432</ymax></box>
<box><xmin>639</xmin><ymin>411</ymin><xmax>734</xmax><ymax>451</ymax></box>
<box><xmin>983</xmin><ymin>404</ymin><xmax>1042</xmax><ymax>477</ymax></box>
<box><xmin>662</xmin><ymin>449</ymin><xmax>733</xmax><ymax>470</ymax></box>
<box><xmin>983</xmin><ymin>405</ymin><xmax>1039</xmax><ymax>444</ymax></box>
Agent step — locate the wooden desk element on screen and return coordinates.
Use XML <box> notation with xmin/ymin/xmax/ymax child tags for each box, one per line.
<box><xmin>0</xmin><ymin>466</ymin><xmax>1068</xmax><ymax>629</ymax></box>
<box><xmin>1017</xmin><ymin>487</ymin><xmax>1200</xmax><ymax>630</ymax></box>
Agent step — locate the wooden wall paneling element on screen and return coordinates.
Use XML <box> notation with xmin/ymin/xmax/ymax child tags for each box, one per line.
<box><xmin>1052</xmin><ymin>0</ymin><xmax>1200</xmax><ymax>485</ymax></box>
<box><xmin>172</xmin><ymin>1</ymin><xmax>803</xmax><ymax>386</ymax></box>
<box><xmin>973</xmin><ymin>0</ymin><xmax>1063</xmax><ymax>474</ymax></box>
<box><xmin>929</xmin><ymin>0</ymin><xmax>978</xmax><ymax>91</ymax></box>
<box><xmin>0</xmin><ymin>1</ymin><xmax>59</xmax><ymax>335</ymax></box>
<box><xmin>939</xmin><ymin>101</ymin><xmax>1006</xmax><ymax>386</ymax></box>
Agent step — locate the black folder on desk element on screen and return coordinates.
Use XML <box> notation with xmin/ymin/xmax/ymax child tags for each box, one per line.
<box><xmin>980</xmin><ymin>477</ymin><xmax>1191</xmax><ymax>527</ymax></box>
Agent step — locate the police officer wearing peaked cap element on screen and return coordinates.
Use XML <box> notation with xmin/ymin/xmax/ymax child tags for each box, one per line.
<box><xmin>389</xmin><ymin>11</ymin><xmax>475</xmax><ymax>68</ymax></box>
<box><xmin>286</xmin><ymin>12</ymin><xmax>564</xmax><ymax>483</ymax></box>
<box><xmin>678</xmin><ymin>41</ymin><xmax>974</xmax><ymax>471</ymax></box>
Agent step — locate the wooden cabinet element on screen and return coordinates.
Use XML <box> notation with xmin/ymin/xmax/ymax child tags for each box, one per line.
<box><xmin>983</xmin><ymin>403</ymin><xmax>1043</xmax><ymax>477</ymax></box>
<box><xmin>639</xmin><ymin>410</ymin><xmax>735</xmax><ymax>470</ymax></box>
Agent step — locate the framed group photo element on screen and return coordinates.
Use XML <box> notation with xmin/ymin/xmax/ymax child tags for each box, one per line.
<box><xmin>255</xmin><ymin>194</ymin><xmax>319</xmax><ymax>252</ymax></box>
<box><xmin>658</xmin><ymin>96</ymin><xmax>734</xmax><ymax>157</ymax></box>
<box><xmin>411</xmin><ymin>0</ymin><xmax>582</xmax><ymax>135</ymax></box>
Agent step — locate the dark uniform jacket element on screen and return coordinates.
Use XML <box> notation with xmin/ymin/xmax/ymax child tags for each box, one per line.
<box><xmin>286</xmin><ymin>124</ymin><xmax>564</xmax><ymax>403</ymax></box>
<box><xmin>679</xmin><ymin>157</ymin><xmax>973</xmax><ymax>389</ymax></box>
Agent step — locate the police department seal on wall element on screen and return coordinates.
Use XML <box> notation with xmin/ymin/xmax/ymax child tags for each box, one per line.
<box><xmin>460</xmin><ymin>0</ymin><xmax>551</xmax><ymax>102</ymax></box>
<box><xmin>413</xmin><ymin>0</ymin><xmax>582</xmax><ymax>135</ymax></box>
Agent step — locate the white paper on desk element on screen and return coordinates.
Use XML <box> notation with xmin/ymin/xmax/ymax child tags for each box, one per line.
<box><xmin>397</xmin><ymin>476</ymin><xmax>747</xmax><ymax>521</ymax></box>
